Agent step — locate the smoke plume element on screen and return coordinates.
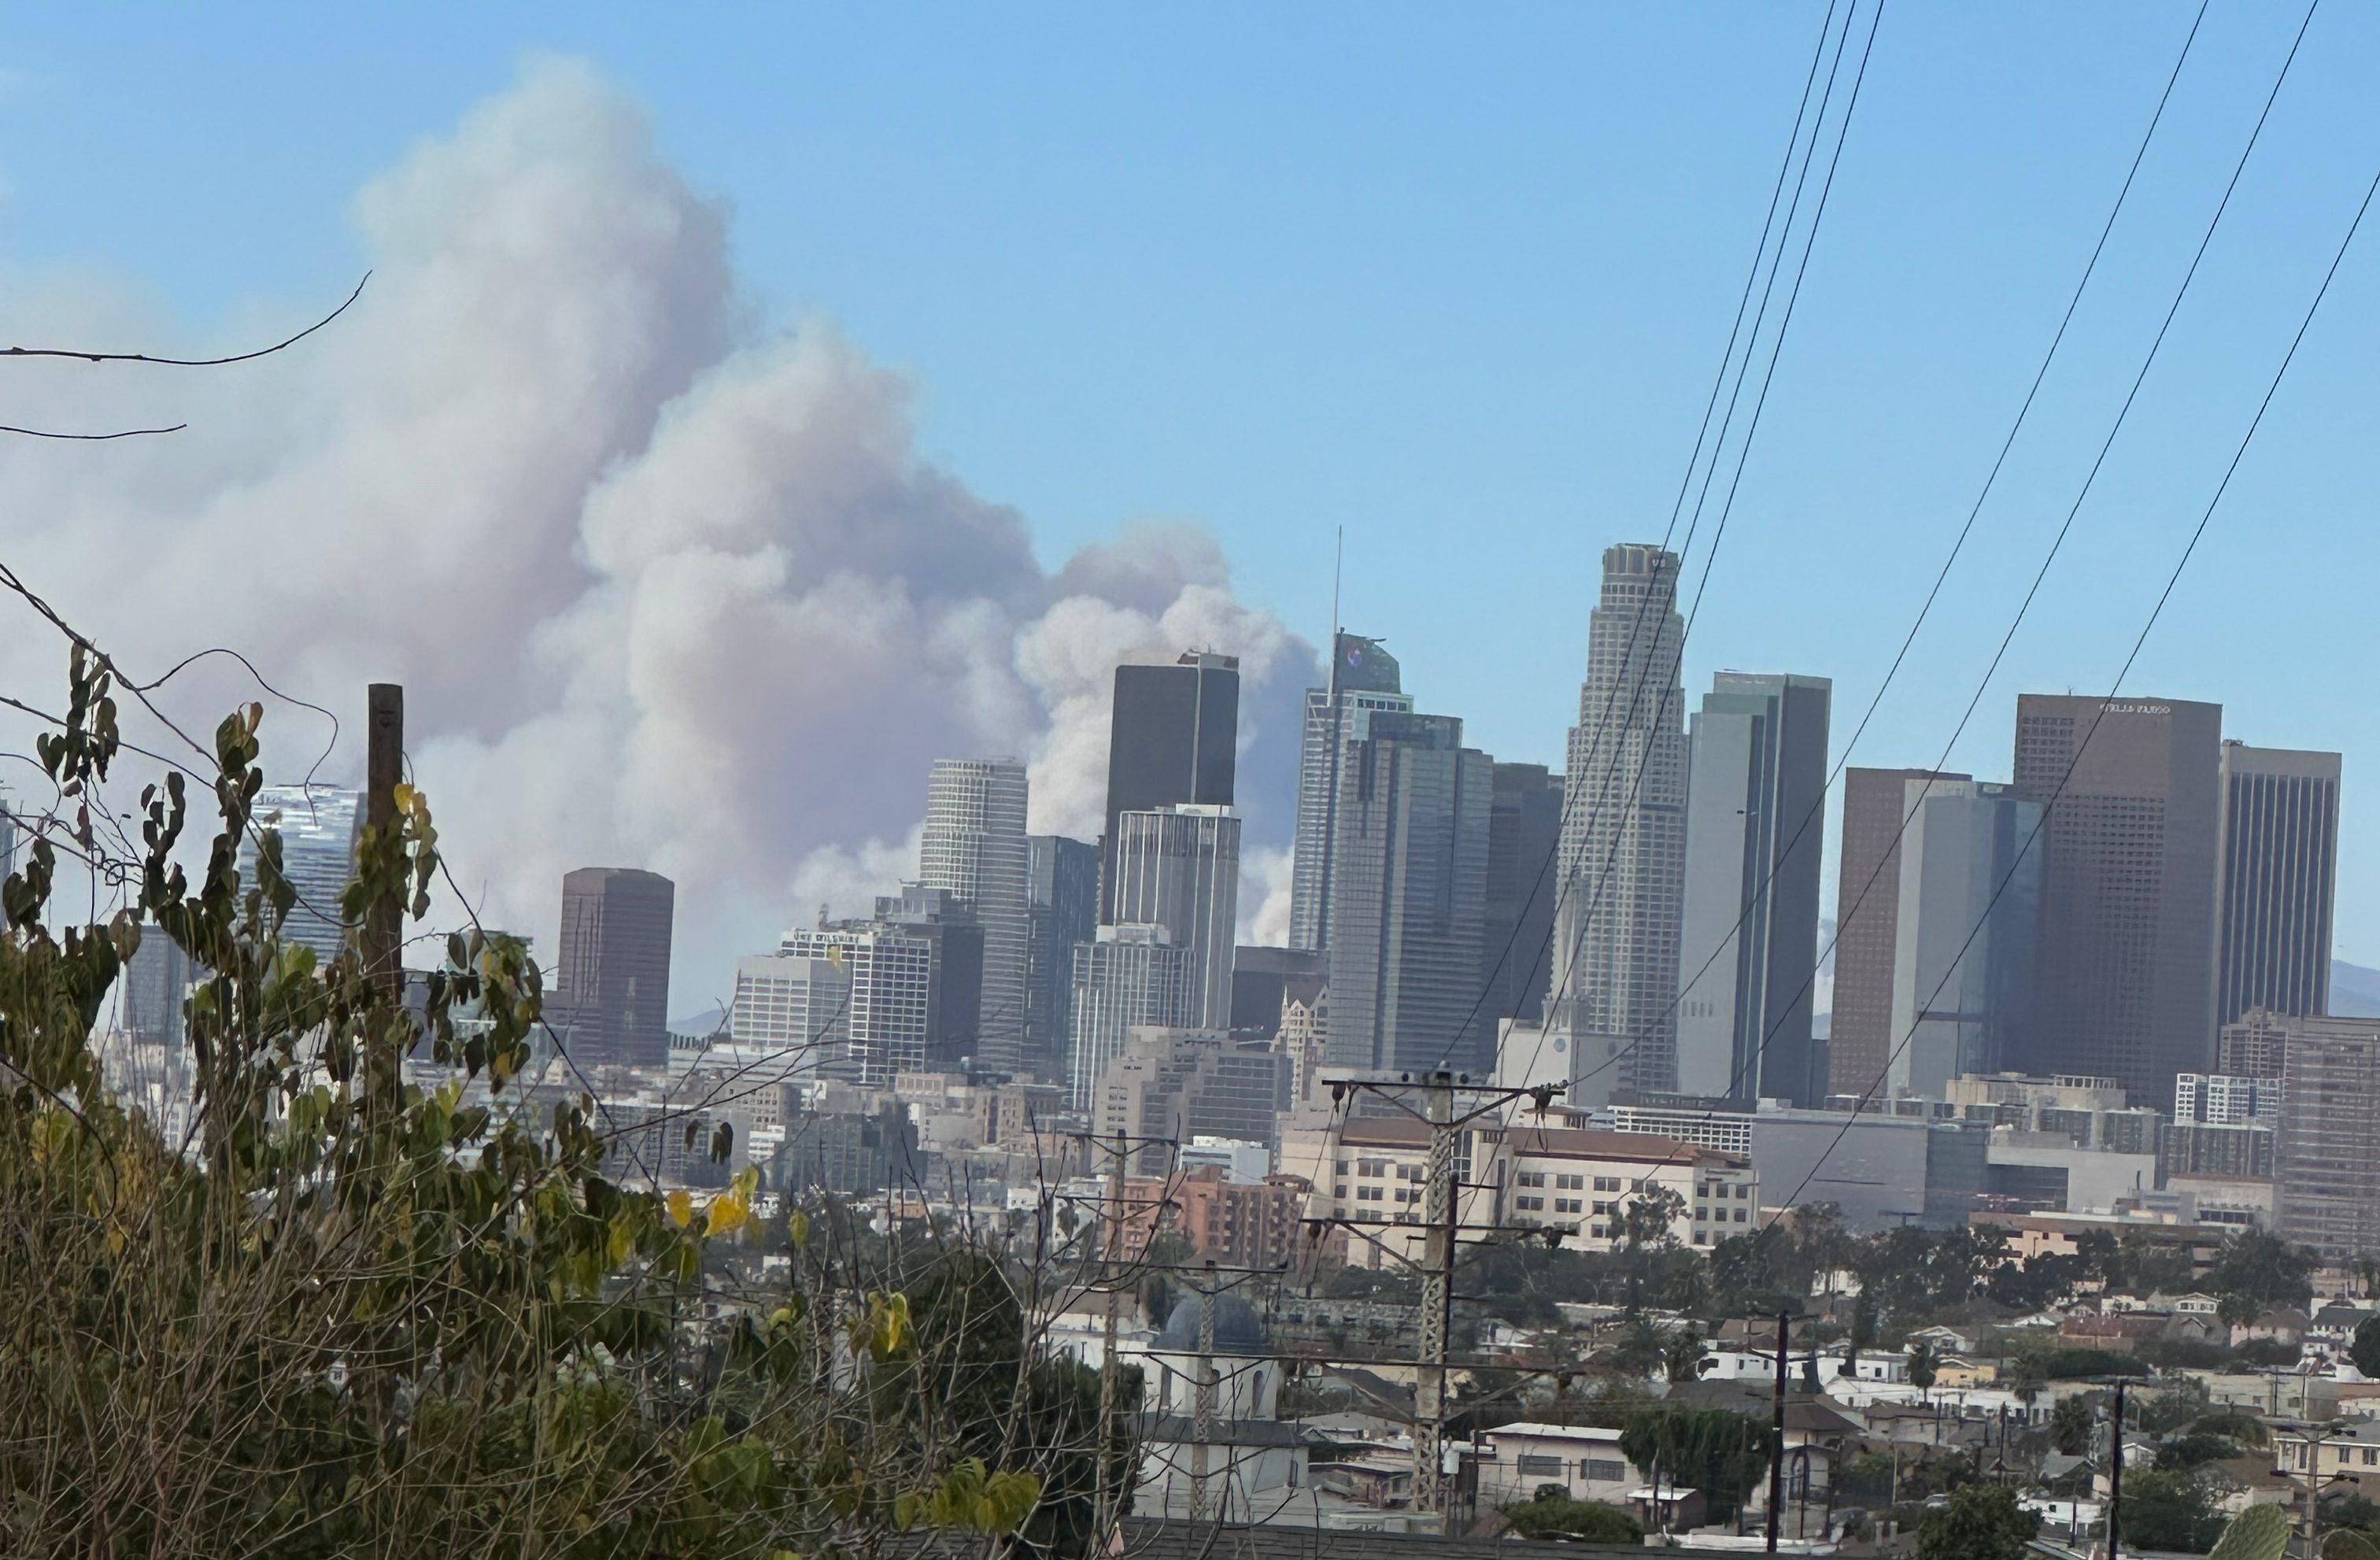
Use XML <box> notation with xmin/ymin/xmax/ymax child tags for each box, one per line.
<box><xmin>0</xmin><ymin>58</ymin><xmax>1314</xmax><ymax>1008</ymax></box>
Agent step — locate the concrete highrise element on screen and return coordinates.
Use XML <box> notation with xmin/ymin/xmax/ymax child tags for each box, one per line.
<box><xmin>121</xmin><ymin>931</ymin><xmax>194</xmax><ymax>1047</ymax></box>
<box><xmin>1024</xmin><ymin>835</ymin><xmax>1099</xmax><ymax>1083</ymax></box>
<box><xmin>872</xmin><ymin>885</ymin><xmax>984</xmax><ymax>1074</ymax></box>
<box><xmin>1482</xmin><ymin>762</ymin><xmax>1564</xmax><ymax>1027</ymax></box>
<box><xmin>918</xmin><ymin>758</ymin><xmax>1030</xmax><ymax>1074</ymax></box>
<box><xmin>1102</xmin><ymin>652</ymin><xmax>1238</xmax><ymax>921</ymax></box>
<box><xmin>1675</xmin><ymin>672</ymin><xmax>1832</xmax><ymax>1106</ymax></box>
<box><xmin>1323</xmin><ymin>711</ymin><xmax>1493</xmax><ymax>1077</ymax></box>
<box><xmin>2216</xmin><ymin>741</ymin><xmax>2340</xmax><ymax>1026</ymax></box>
<box><xmin>2012</xmin><ymin>695</ymin><xmax>2223</xmax><ymax>1109</ymax></box>
<box><xmin>1068</xmin><ymin>925</ymin><xmax>1194</xmax><ymax>1111</ymax></box>
<box><xmin>1830</xmin><ymin>768</ymin><xmax>1968</xmax><ymax>1097</ymax></box>
<box><xmin>2273</xmin><ymin>1014</ymin><xmax>2380</xmax><ymax>1261</ymax></box>
<box><xmin>778</xmin><ymin>921</ymin><xmax>934</xmax><ymax>1085</ymax></box>
<box><xmin>242</xmin><ymin>786</ymin><xmax>360</xmax><ymax>968</ymax></box>
<box><xmin>1554</xmin><ymin>544</ymin><xmax>1688</xmax><ymax>1095</ymax></box>
<box><xmin>1107</xmin><ymin>804</ymin><xmax>1239</xmax><ymax>1031</ymax></box>
<box><xmin>1887</xmin><ymin>780</ymin><xmax>2043</xmax><ymax>1098</ymax></box>
<box><xmin>1289</xmin><ymin>633</ymin><xmax>1410</xmax><ymax>952</ymax></box>
<box><xmin>554</xmin><ymin>867</ymin><xmax>677</xmax><ymax>1070</ymax></box>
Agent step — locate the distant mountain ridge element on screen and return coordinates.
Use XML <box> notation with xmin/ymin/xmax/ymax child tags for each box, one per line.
<box><xmin>2331</xmin><ymin>959</ymin><xmax>2380</xmax><ymax>1018</ymax></box>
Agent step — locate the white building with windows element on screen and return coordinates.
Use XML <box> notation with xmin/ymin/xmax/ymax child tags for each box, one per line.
<box><xmin>1474</xmin><ymin>1422</ymin><xmax>1641</xmax><ymax>1509</ymax></box>
<box><xmin>1502</xmin><ymin>1126</ymin><xmax>1757</xmax><ymax>1248</ymax></box>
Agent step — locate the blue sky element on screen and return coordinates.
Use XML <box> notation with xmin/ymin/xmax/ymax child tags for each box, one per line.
<box><xmin>6</xmin><ymin>4</ymin><xmax>2378</xmax><ymax>958</ymax></box>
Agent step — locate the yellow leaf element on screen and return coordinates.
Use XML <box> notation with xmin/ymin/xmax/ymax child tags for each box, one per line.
<box><xmin>667</xmin><ymin>1189</ymin><xmax>694</xmax><ymax>1229</ymax></box>
<box><xmin>393</xmin><ymin>782</ymin><xmax>416</xmax><ymax>812</ymax></box>
<box><xmin>787</xmin><ymin>1209</ymin><xmax>811</xmax><ymax>1248</ymax></box>
<box><xmin>826</xmin><ymin>944</ymin><xmax>844</xmax><ymax>968</ymax></box>
<box><xmin>707</xmin><ymin>1195</ymin><xmax>749</xmax><ymax>1237</ymax></box>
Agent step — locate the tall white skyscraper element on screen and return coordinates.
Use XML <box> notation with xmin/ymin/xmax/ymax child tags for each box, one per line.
<box><xmin>1554</xmin><ymin>545</ymin><xmax>1688</xmax><ymax>1096</ymax></box>
<box><xmin>1108</xmin><ymin>804</ymin><xmax>1240</xmax><ymax>1031</ymax></box>
<box><xmin>1067</xmin><ymin>925</ymin><xmax>1193</xmax><ymax>1111</ymax></box>
<box><xmin>918</xmin><ymin>759</ymin><xmax>1029</xmax><ymax>1074</ymax></box>
<box><xmin>240</xmin><ymin>786</ymin><xmax>361</xmax><ymax>967</ymax></box>
<box><xmin>1289</xmin><ymin>634</ymin><xmax>1410</xmax><ymax>952</ymax></box>
<box><xmin>1675</xmin><ymin>671</ymin><xmax>1831</xmax><ymax>1106</ymax></box>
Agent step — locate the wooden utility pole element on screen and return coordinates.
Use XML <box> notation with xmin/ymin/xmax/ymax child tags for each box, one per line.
<box><xmin>2107</xmin><ymin>1381</ymin><xmax>2126</xmax><ymax>1560</ymax></box>
<box><xmin>1091</xmin><ymin>1129</ymin><xmax>1127</xmax><ymax>1550</ymax></box>
<box><xmin>1767</xmin><ymin>1310</ymin><xmax>1789</xmax><ymax>1551</ymax></box>
<box><xmin>364</xmin><ymin>682</ymin><xmax>404</xmax><ymax>995</ymax></box>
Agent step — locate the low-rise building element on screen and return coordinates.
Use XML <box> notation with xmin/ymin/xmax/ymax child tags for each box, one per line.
<box><xmin>1500</xmin><ymin>1126</ymin><xmax>1757</xmax><ymax>1249</ymax></box>
<box><xmin>1473</xmin><ymin>1422</ymin><xmax>1639</xmax><ymax>1509</ymax></box>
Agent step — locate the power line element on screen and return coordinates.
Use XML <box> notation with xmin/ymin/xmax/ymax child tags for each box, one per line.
<box><xmin>1772</xmin><ymin>107</ymin><xmax>2377</xmax><ymax>1225</ymax></box>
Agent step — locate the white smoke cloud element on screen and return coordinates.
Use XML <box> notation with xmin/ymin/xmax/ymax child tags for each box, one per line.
<box><xmin>0</xmin><ymin>57</ymin><xmax>1314</xmax><ymax>1007</ymax></box>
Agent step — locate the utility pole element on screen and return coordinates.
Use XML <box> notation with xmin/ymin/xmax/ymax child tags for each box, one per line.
<box><xmin>1768</xmin><ymin>1309</ymin><xmax>1789</xmax><ymax>1551</ymax></box>
<box><xmin>2107</xmin><ymin>1381</ymin><xmax>2126</xmax><ymax>1560</ymax></box>
<box><xmin>1413</xmin><ymin>1070</ymin><xmax>1458</xmax><ymax>1523</ymax></box>
<box><xmin>1091</xmin><ymin>1129</ymin><xmax>1127</xmax><ymax>1549</ymax></box>
<box><xmin>364</xmin><ymin>682</ymin><xmax>403</xmax><ymax>996</ymax></box>
<box><xmin>1190</xmin><ymin>1259</ymin><xmax>1218</xmax><ymax>1521</ymax></box>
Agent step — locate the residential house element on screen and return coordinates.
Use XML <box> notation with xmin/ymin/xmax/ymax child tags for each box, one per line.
<box><xmin>2232</xmin><ymin>1307</ymin><xmax>2310</xmax><ymax>1350</ymax></box>
<box><xmin>1473</xmin><ymin>1422</ymin><xmax>1639</xmax><ymax>1510</ymax></box>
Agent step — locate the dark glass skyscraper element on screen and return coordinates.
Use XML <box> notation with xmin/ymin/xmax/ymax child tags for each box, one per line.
<box><xmin>1323</xmin><ymin>711</ymin><xmax>1493</xmax><ymax>1077</ymax></box>
<box><xmin>555</xmin><ymin>867</ymin><xmax>676</xmax><ymax>1070</ymax></box>
<box><xmin>2013</xmin><ymin>695</ymin><xmax>2222</xmax><ymax>1110</ymax></box>
<box><xmin>1675</xmin><ymin>672</ymin><xmax>1832</xmax><ymax>1106</ymax></box>
<box><xmin>1102</xmin><ymin>652</ymin><xmax>1238</xmax><ymax>922</ymax></box>
<box><xmin>2216</xmin><ymin>741</ymin><xmax>2339</xmax><ymax>1026</ymax></box>
<box><xmin>1025</xmin><ymin>834</ymin><xmax>1099</xmax><ymax>1083</ymax></box>
<box><xmin>1482</xmin><ymin>762</ymin><xmax>1564</xmax><ymax>1027</ymax></box>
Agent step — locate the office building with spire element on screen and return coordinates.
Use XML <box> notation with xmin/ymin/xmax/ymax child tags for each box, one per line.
<box><xmin>1289</xmin><ymin>633</ymin><xmax>1410</xmax><ymax>952</ymax></box>
<box><xmin>918</xmin><ymin>758</ymin><xmax>1030</xmax><ymax>1075</ymax></box>
<box><xmin>1554</xmin><ymin>544</ymin><xmax>1688</xmax><ymax>1095</ymax></box>
<box><xmin>1674</xmin><ymin>671</ymin><xmax>1832</xmax><ymax>1106</ymax></box>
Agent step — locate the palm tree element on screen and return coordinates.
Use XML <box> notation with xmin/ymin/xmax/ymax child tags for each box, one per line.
<box><xmin>2049</xmin><ymin>1393</ymin><xmax>2094</xmax><ymax>1457</ymax></box>
<box><xmin>1906</xmin><ymin>1339</ymin><xmax>1942</xmax><ymax>1403</ymax></box>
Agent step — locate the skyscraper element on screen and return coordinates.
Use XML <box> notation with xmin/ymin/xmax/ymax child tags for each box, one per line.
<box><xmin>2012</xmin><ymin>695</ymin><xmax>2223</xmax><ymax>1109</ymax></box>
<box><xmin>1554</xmin><ymin>545</ymin><xmax>1688</xmax><ymax>1095</ymax></box>
<box><xmin>1290</xmin><ymin>633</ymin><xmax>1410</xmax><ymax>952</ymax></box>
<box><xmin>1107</xmin><ymin>804</ymin><xmax>1240</xmax><ymax>1031</ymax></box>
<box><xmin>1068</xmin><ymin>925</ymin><xmax>1194</xmax><ymax>1110</ymax></box>
<box><xmin>555</xmin><ymin>867</ymin><xmax>676</xmax><ymax>1070</ymax></box>
<box><xmin>1887</xmin><ymin>780</ymin><xmax>2043</xmax><ymax>1098</ymax></box>
<box><xmin>1482</xmin><ymin>763</ymin><xmax>1564</xmax><ymax>1027</ymax></box>
<box><xmin>918</xmin><ymin>758</ymin><xmax>1030</xmax><ymax>1074</ymax></box>
<box><xmin>1830</xmin><ymin>768</ymin><xmax>1968</xmax><ymax>1098</ymax></box>
<box><xmin>2216</xmin><ymin>741</ymin><xmax>2340</xmax><ymax>1026</ymax></box>
<box><xmin>1323</xmin><ymin>711</ymin><xmax>1493</xmax><ymax>1077</ymax></box>
<box><xmin>1102</xmin><ymin>652</ymin><xmax>1238</xmax><ymax>921</ymax></box>
<box><xmin>121</xmin><ymin>930</ymin><xmax>194</xmax><ymax>1046</ymax></box>
<box><xmin>873</xmin><ymin>884</ymin><xmax>985</xmax><ymax>1074</ymax></box>
<box><xmin>778</xmin><ymin>922</ymin><xmax>934</xmax><ymax>1085</ymax></box>
<box><xmin>1675</xmin><ymin>672</ymin><xmax>1832</xmax><ymax>1106</ymax></box>
<box><xmin>2273</xmin><ymin>1014</ymin><xmax>2380</xmax><ymax>1261</ymax></box>
<box><xmin>1025</xmin><ymin>835</ymin><xmax>1099</xmax><ymax>1082</ymax></box>
<box><xmin>242</xmin><ymin>786</ymin><xmax>361</xmax><ymax>967</ymax></box>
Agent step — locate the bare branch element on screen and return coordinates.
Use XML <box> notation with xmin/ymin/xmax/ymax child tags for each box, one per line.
<box><xmin>3</xmin><ymin>272</ymin><xmax>371</xmax><ymax>367</ymax></box>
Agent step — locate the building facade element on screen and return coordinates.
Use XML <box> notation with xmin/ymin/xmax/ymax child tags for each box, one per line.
<box><xmin>777</xmin><ymin>922</ymin><xmax>935</xmax><ymax>1085</ymax></box>
<box><xmin>1675</xmin><ymin>672</ymin><xmax>1832</xmax><ymax>1105</ymax></box>
<box><xmin>1290</xmin><ymin>632</ymin><xmax>1410</xmax><ymax>952</ymax></box>
<box><xmin>1067</xmin><ymin>926</ymin><xmax>1194</xmax><ymax>1111</ymax></box>
<box><xmin>1107</xmin><ymin>804</ymin><xmax>1240</xmax><ymax>1031</ymax></box>
<box><xmin>918</xmin><ymin>758</ymin><xmax>1030</xmax><ymax>1074</ymax></box>
<box><xmin>1554</xmin><ymin>544</ymin><xmax>1689</xmax><ymax>1096</ymax></box>
<box><xmin>1092</xmin><ymin>1026</ymin><xmax>1286</xmax><ymax>1168</ymax></box>
<box><xmin>1483</xmin><ymin>761</ymin><xmax>1565</xmax><ymax>1028</ymax></box>
<box><xmin>1501</xmin><ymin>1125</ymin><xmax>1758</xmax><ymax>1249</ymax></box>
<box><xmin>2012</xmin><ymin>695</ymin><xmax>2223</xmax><ymax>1111</ymax></box>
<box><xmin>554</xmin><ymin>866</ymin><xmax>676</xmax><ymax>1070</ymax></box>
<box><xmin>2274</xmin><ymin>1015</ymin><xmax>2380</xmax><ymax>1260</ymax></box>
<box><xmin>1888</xmin><ymin>780</ymin><xmax>2043</xmax><ymax>1098</ymax></box>
<box><xmin>2216</xmin><ymin>741</ymin><xmax>2340</xmax><ymax>1026</ymax></box>
<box><xmin>1025</xmin><ymin>834</ymin><xmax>1099</xmax><ymax>1083</ymax></box>
<box><xmin>1831</xmin><ymin>768</ymin><xmax>1967</xmax><ymax>1098</ymax></box>
<box><xmin>1103</xmin><ymin>652</ymin><xmax>1238</xmax><ymax>921</ymax></box>
<box><xmin>1322</xmin><ymin>711</ymin><xmax>1493</xmax><ymax>1077</ymax></box>
<box><xmin>243</xmin><ymin>786</ymin><xmax>362</xmax><ymax>969</ymax></box>
<box><xmin>872</xmin><ymin>884</ymin><xmax>985</xmax><ymax>1074</ymax></box>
